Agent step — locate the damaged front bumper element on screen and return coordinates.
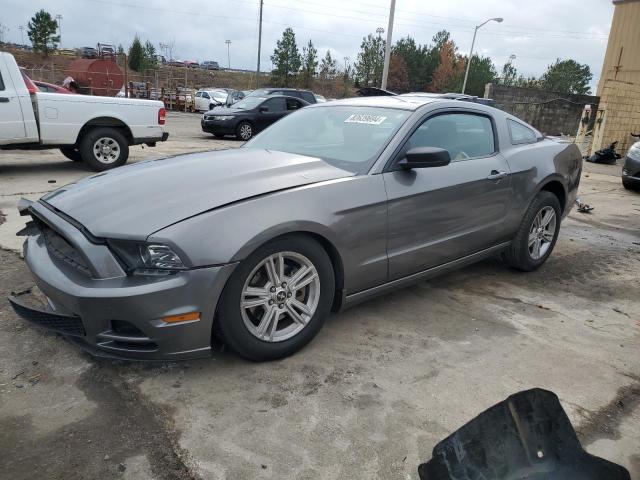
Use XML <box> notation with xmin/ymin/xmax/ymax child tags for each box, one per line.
<box><xmin>9</xmin><ymin>200</ymin><xmax>236</xmax><ymax>361</ymax></box>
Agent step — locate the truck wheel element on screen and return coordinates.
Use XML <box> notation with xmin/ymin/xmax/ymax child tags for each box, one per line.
<box><xmin>79</xmin><ymin>127</ymin><xmax>129</xmax><ymax>171</ymax></box>
<box><xmin>59</xmin><ymin>147</ymin><xmax>83</xmax><ymax>162</ymax></box>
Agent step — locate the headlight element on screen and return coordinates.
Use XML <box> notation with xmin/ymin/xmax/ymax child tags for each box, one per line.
<box><xmin>213</xmin><ymin>115</ymin><xmax>233</xmax><ymax>121</ymax></box>
<box><xmin>109</xmin><ymin>241</ymin><xmax>186</xmax><ymax>274</ymax></box>
<box><xmin>627</xmin><ymin>142</ymin><xmax>640</xmax><ymax>161</ymax></box>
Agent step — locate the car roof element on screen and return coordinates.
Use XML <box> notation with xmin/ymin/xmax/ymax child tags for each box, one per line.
<box><xmin>259</xmin><ymin>94</ymin><xmax>309</xmax><ymax>102</ymax></box>
<box><xmin>259</xmin><ymin>87</ymin><xmax>313</xmax><ymax>93</ymax></box>
<box><xmin>308</xmin><ymin>95</ymin><xmax>439</xmax><ymax>111</ymax></box>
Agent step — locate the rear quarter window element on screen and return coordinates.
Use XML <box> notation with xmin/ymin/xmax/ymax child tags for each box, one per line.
<box><xmin>0</xmin><ymin>72</ymin><xmax>4</xmax><ymax>90</ymax></box>
<box><xmin>508</xmin><ymin>119</ymin><xmax>537</xmax><ymax>145</ymax></box>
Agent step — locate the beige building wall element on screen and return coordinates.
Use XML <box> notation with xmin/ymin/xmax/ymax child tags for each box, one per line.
<box><xmin>593</xmin><ymin>0</ymin><xmax>640</xmax><ymax>153</ymax></box>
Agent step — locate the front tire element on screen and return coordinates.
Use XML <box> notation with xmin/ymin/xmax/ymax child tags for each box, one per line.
<box><xmin>622</xmin><ymin>178</ymin><xmax>639</xmax><ymax>191</ymax></box>
<box><xmin>504</xmin><ymin>191</ymin><xmax>561</xmax><ymax>271</ymax></box>
<box><xmin>79</xmin><ymin>127</ymin><xmax>129</xmax><ymax>171</ymax></box>
<box><xmin>217</xmin><ymin>235</ymin><xmax>335</xmax><ymax>361</ymax></box>
<box><xmin>236</xmin><ymin>121</ymin><xmax>253</xmax><ymax>141</ymax></box>
<box><xmin>59</xmin><ymin>146</ymin><xmax>83</xmax><ymax>162</ymax></box>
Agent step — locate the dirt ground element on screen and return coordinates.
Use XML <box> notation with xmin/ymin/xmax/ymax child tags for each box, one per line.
<box><xmin>0</xmin><ymin>112</ymin><xmax>639</xmax><ymax>479</ymax></box>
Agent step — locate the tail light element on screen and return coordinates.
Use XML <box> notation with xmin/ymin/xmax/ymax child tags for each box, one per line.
<box><xmin>158</xmin><ymin>107</ymin><xmax>166</xmax><ymax>125</ymax></box>
<box><xmin>20</xmin><ymin>69</ymin><xmax>39</xmax><ymax>94</ymax></box>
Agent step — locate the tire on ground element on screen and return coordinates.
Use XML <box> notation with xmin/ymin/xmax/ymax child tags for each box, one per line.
<box><xmin>217</xmin><ymin>235</ymin><xmax>335</xmax><ymax>361</ymax></box>
<box><xmin>59</xmin><ymin>146</ymin><xmax>83</xmax><ymax>162</ymax></box>
<box><xmin>504</xmin><ymin>190</ymin><xmax>562</xmax><ymax>271</ymax></box>
<box><xmin>236</xmin><ymin>121</ymin><xmax>253</xmax><ymax>141</ymax></box>
<box><xmin>79</xmin><ymin>127</ymin><xmax>129</xmax><ymax>171</ymax></box>
<box><xmin>622</xmin><ymin>178</ymin><xmax>638</xmax><ymax>191</ymax></box>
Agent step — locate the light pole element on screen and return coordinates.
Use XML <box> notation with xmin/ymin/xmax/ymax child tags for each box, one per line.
<box><xmin>18</xmin><ymin>25</ymin><xmax>24</xmax><ymax>45</ymax></box>
<box><xmin>256</xmin><ymin>0</ymin><xmax>264</xmax><ymax>88</ymax></box>
<box><xmin>461</xmin><ymin>17</ymin><xmax>503</xmax><ymax>94</ymax></box>
<box><xmin>225</xmin><ymin>39</ymin><xmax>231</xmax><ymax>69</ymax></box>
<box><xmin>380</xmin><ymin>0</ymin><xmax>396</xmax><ymax>90</ymax></box>
<box><xmin>55</xmin><ymin>14</ymin><xmax>62</xmax><ymax>47</ymax></box>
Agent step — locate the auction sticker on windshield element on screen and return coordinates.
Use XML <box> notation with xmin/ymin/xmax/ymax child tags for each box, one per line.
<box><xmin>344</xmin><ymin>114</ymin><xmax>387</xmax><ymax>125</ymax></box>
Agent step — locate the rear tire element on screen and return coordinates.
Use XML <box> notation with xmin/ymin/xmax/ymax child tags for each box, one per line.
<box><xmin>59</xmin><ymin>146</ymin><xmax>82</xmax><ymax>162</ymax></box>
<box><xmin>504</xmin><ymin>191</ymin><xmax>561</xmax><ymax>271</ymax></box>
<box><xmin>217</xmin><ymin>235</ymin><xmax>335</xmax><ymax>361</ymax></box>
<box><xmin>79</xmin><ymin>127</ymin><xmax>129</xmax><ymax>171</ymax></box>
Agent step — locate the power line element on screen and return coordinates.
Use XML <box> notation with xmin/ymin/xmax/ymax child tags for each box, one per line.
<box><xmin>264</xmin><ymin>2</ymin><xmax>608</xmax><ymax>40</ymax></box>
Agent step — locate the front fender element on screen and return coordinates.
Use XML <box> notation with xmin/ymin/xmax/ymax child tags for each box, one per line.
<box><xmin>149</xmin><ymin>175</ymin><xmax>389</xmax><ymax>295</ymax></box>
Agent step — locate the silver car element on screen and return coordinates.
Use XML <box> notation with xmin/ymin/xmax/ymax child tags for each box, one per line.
<box><xmin>10</xmin><ymin>96</ymin><xmax>582</xmax><ymax>361</ymax></box>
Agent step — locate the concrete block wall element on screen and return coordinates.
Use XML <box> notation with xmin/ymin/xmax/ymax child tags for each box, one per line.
<box><xmin>597</xmin><ymin>78</ymin><xmax>640</xmax><ymax>153</ymax></box>
<box><xmin>485</xmin><ymin>84</ymin><xmax>599</xmax><ymax>136</ymax></box>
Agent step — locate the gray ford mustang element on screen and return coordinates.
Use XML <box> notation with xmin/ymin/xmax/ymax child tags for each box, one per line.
<box><xmin>10</xmin><ymin>96</ymin><xmax>582</xmax><ymax>361</ymax></box>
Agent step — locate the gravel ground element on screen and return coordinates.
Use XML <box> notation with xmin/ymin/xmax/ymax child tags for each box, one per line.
<box><xmin>0</xmin><ymin>112</ymin><xmax>639</xmax><ymax>479</ymax></box>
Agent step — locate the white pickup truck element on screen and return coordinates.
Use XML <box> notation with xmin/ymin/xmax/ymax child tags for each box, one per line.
<box><xmin>0</xmin><ymin>52</ymin><xmax>168</xmax><ymax>171</ymax></box>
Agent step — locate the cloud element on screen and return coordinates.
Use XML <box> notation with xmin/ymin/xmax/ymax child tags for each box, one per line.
<box><xmin>6</xmin><ymin>0</ymin><xmax>613</xmax><ymax>90</ymax></box>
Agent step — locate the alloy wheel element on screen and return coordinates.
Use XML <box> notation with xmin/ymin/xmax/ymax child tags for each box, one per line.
<box><xmin>239</xmin><ymin>124</ymin><xmax>252</xmax><ymax>140</ymax></box>
<box><xmin>240</xmin><ymin>251</ymin><xmax>320</xmax><ymax>342</ymax></box>
<box><xmin>528</xmin><ymin>206</ymin><xmax>556</xmax><ymax>260</ymax></box>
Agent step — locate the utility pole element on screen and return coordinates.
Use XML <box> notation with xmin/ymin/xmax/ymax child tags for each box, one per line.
<box><xmin>256</xmin><ymin>0</ymin><xmax>264</xmax><ymax>88</ymax></box>
<box><xmin>55</xmin><ymin>14</ymin><xmax>62</xmax><ymax>47</ymax></box>
<box><xmin>381</xmin><ymin>0</ymin><xmax>396</xmax><ymax>90</ymax></box>
<box><xmin>0</xmin><ymin>23</ymin><xmax>8</xmax><ymax>44</ymax></box>
<box><xmin>225</xmin><ymin>39</ymin><xmax>231</xmax><ymax>69</ymax></box>
<box><xmin>18</xmin><ymin>25</ymin><xmax>25</xmax><ymax>45</ymax></box>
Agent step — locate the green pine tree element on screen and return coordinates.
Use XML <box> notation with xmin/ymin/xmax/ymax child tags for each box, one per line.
<box><xmin>27</xmin><ymin>10</ymin><xmax>60</xmax><ymax>56</ymax></box>
<box><xmin>270</xmin><ymin>28</ymin><xmax>302</xmax><ymax>87</ymax></box>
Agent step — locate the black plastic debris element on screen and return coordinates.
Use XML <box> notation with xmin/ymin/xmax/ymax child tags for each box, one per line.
<box><xmin>418</xmin><ymin>388</ymin><xmax>630</xmax><ymax>480</ymax></box>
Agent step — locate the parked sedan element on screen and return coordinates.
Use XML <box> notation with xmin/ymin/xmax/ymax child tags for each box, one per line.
<box><xmin>622</xmin><ymin>140</ymin><xmax>640</xmax><ymax>190</ymax></box>
<box><xmin>201</xmin><ymin>95</ymin><xmax>308</xmax><ymax>140</ymax></box>
<box><xmin>194</xmin><ymin>89</ymin><xmax>229</xmax><ymax>112</ymax></box>
<box><xmin>10</xmin><ymin>96</ymin><xmax>582</xmax><ymax>362</ymax></box>
<box><xmin>33</xmin><ymin>80</ymin><xmax>73</xmax><ymax>94</ymax></box>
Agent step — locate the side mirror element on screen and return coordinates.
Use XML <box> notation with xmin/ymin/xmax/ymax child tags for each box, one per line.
<box><xmin>259</xmin><ymin>106</ymin><xmax>269</xmax><ymax>113</ymax></box>
<box><xmin>399</xmin><ymin>147</ymin><xmax>450</xmax><ymax>170</ymax></box>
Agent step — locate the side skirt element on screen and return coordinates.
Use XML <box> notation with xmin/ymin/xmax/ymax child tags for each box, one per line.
<box><xmin>342</xmin><ymin>242</ymin><xmax>511</xmax><ymax>309</ymax></box>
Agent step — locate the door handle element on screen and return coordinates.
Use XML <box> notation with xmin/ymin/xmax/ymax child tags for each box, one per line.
<box><xmin>0</xmin><ymin>97</ymin><xmax>10</xmax><ymax>103</ymax></box>
<box><xmin>487</xmin><ymin>170</ymin><xmax>508</xmax><ymax>181</ymax></box>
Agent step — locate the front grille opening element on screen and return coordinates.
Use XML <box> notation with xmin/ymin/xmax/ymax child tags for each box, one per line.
<box><xmin>111</xmin><ymin>340</ymin><xmax>158</xmax><ymax>351</ymax></box>
<box><xmin>111</xmin><ymin>320</ymin><xmax>146</xmax><ymax>337</ymax></box>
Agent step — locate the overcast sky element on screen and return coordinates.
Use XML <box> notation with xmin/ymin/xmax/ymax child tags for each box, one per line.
<box><xmin>3</xmin><ymin>0</ymin><xmax>614</xmax><ymax>91</ymax></box>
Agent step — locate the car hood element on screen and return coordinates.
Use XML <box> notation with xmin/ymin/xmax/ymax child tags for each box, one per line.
<box><xmin>41</xmin><ymin>148</ymin><xmax>353</xmax><ymax>239</ymax></box>
<box><xmin>205</xmin><ymin>106</ymin><xmax>247</xmax><ymax>115</ymax></box>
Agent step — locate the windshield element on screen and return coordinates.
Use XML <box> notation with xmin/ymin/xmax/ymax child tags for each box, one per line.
<box><xmin>244</xmin><ymin>106</ymin><xmax>411</xmax><ymax>173</ymax></box>
<box><xmin>232</xmin><ymin>96</ymin><xmax>266</xmax><ymax>110</ymax></box>
<box><xmin>210</xmin><ymin>90</ymin><xmax>228</xmax><ymax>102</ymax></box>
